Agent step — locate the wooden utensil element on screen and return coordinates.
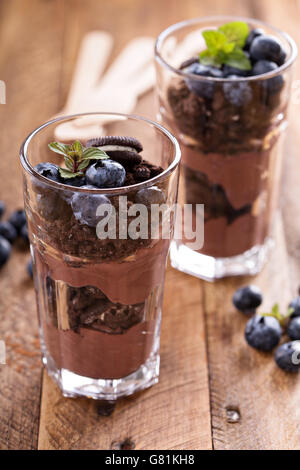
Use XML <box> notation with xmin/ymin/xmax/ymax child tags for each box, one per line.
<box><xmin>54</xmin><ymin>34</ymin><xmax>155</xmax><ymax>141</ymax></box>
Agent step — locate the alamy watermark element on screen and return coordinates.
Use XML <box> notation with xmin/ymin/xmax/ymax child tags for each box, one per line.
<box><xmin>94</xmin><ymin>196</ymin><xmax>204</xmax><ymax>251</ymax></box>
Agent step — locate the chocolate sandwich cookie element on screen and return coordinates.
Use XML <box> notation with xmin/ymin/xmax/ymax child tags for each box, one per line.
<box><xmin>87</xmin><ymin>136</ymin><xmax>143</xmax><ymax>166</ymax></box>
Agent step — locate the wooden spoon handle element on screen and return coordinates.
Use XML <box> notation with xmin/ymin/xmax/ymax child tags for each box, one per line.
<box><xmin>63</xmin><ymin>31</ymin><xmax>113</xmax><ymax>115</ymax></box>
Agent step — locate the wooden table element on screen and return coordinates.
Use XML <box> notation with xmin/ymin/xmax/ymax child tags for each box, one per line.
<box><xmin>1</xmin><ymin>0</ymin><xmax>300</xmax><ymax>450</ymax></box>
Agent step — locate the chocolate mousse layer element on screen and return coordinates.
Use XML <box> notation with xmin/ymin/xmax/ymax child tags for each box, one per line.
<box><xmin>44</xmin><ymin>320</ymin><xmax>156</xmax><ymax>380</ymax></box>
<box><xmin>41</xmin><ymin>276</ymin><xmax>158</xmax><ymax>379</ymax></box>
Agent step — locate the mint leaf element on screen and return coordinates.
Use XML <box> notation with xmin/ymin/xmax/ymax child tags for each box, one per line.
<box><xmin>82</xmin><ymin>147</ymin><xmax>109</xmax><ymax>161</ymax></box>
<box><xmin>78</xmin><ymin>159</ymin><xmax>90</xmax><ymax>171</ymax></box>
<box><xmin>219</xmin><ymin>21</ymin><xmax>249</xmax><ymax>48</ymax></box>
<box><xmin>59</xmin><ymin>168</ymin><xmax>83</xmax><ymax>179</ymax></box>
<box><xmin>49</xmin><ymin>140</ymin><xmax>109</xmax><ymax>178</ymax></box>
<box><xmin>199</xmin><ymin>21</ymin><xmax>251</xmax><ymax>70</ymax></box>
<box><xmin>48</xmin><ymin>142</ymin><xmax>70</xmax><ymax>156</ymax></box>
<box><xmin>64</xmin><ymin>155</ymin><xmax>74</xmax><ymax>171</ymax></box>
<box><xmin>199</xmin><ymin>49</ymin><xmax>220</xmax><ymax>67</ymax></box>
<box><xmin>71</xmin><ymin>140</ymin><xmax>83</xmax><ymax>156</ymax></box>
<box><xmin>225</xmin><ymin>48</ymin><xmax>252</xmax><ymax>70</ymax></box>
<box><xmin>262</xmin><ymin>303</ymin><xmax>295</xmax><ymax>326</ymax></box>
<box><xmin>202</xmin><ymin>30</ymin><xmax>228</xmax><ymax>54</ymax></box>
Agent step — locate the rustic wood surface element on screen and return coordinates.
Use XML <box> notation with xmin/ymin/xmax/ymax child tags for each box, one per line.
<box><xmin>0</xmin><ymin>0</ymin><xmax>300</xmax><ymax>450</ymax></box>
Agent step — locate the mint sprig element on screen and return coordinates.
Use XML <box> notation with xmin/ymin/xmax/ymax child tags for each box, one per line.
<box><xmin>48</xmin><ymin>140</ymin><xmax>109</xmax><ymax>180</ymax></box>
<box><xmin>199</xmin><ymin>21</ymin><xmax>251</xmax><ymax>70</ymax></box>
<box><xmin>261</xmin><ymin>303</ymin><xmax>294</xmax><ymax>326</ymax></box>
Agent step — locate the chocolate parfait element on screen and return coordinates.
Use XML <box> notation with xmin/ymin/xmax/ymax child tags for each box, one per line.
<box><xmin>155</xmin><ymin>18</ymin><xmax>297</xmax><ymax>278</ymax></box>
<box><xmin>20</xmin><ymin>113</ymin><xmax>180</xmax><ymax>399</ymax></box>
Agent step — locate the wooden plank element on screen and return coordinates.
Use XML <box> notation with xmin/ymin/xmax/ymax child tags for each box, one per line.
<box><xmin>38</xmin><ymin>267</ymin><xmax>212</xmax><ymax>450</ymax></box>
<box><xmin>0</xmin><ymin>0</ymin><xmax>66</xmax><ymax>449</ymax></box>
<box><xmin>203</xmin><ymin>217</ymin><xmax>300</xmax><ymax>450</ymax></box>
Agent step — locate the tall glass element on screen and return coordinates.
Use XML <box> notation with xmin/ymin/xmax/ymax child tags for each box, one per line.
<box><xmin>155</xmin><ymin>17</ymin><xmax>297</xmax><ymax>280</ymax></box>
<box><xmin>20</xmin><ymin>113</ymin><xmax>180</xmax><ymax>400</ymax></box>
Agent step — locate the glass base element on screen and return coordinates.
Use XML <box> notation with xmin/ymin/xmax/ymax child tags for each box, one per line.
<box><xmin>41</xmin><ymin>340</ymin><xmax>160</xmax><ymax>401</ymax></box>
<box><xmin>170</xmin><ymin>238</ymin><xmax>274</xmax><ymax>281</ymax></box>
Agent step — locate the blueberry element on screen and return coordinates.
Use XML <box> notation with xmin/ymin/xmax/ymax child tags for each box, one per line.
<box><xmin>244</xmin><ymin>28</ymin><xmax>263</xmax><ymax>51</ymax></box>
<box><xmin>289</xmin><ymin>297</ymin><xmax>300</xmax><ymax>318</ymax></box>
<box><xmin>185</xmin><ymin>63</ymin><xmax>223</xmax><ymax>99</ymax></box>
<box><xmin>245</xmin><ymin>315</ymin><xmax>282</xmax><ymax>351</ymax></box>
<box><xmin>86</xmin><ymin>159</ymin><xmax>126</xmax><ymax>188</ymax></box>
<box><xmin>287</xmin><ymin>317</ymin><xmax>300</xmax><ymax>341</ymax></box>
<box><xmin>250</xmin><ymin>35</ymin><xmax>285</xmax><ymax>65</ymax></box>
<box><xmin>253</xmin><ymin>59</ymin><xmax>277</xmax><ymax>75</ymax></box>
<box><xmin>223</xmin><ymin>64</ymin><xmax>249</xmax><ymax>77</ymax></box>
<box><xmin>206</xmin><ymin>66</ymin><xmax>224</xmax><ymax>78</ymax></box>
<box><xmin>0</xmin><ymin>235</ymin><xmax>11</xmax><ymax>267</ymax></box>
<box><xmin>62</xmin><ymin>175</ymin><xmax>86</xmax><ymax>187</ymax></box>
<box><xmin>233</xmin><ymin>285</ymin><xmax>263</xmax><ymax>314</ymax></box>
<box><xmin>135</xmin><ymin>187</ymin><xmax>166</xmax><ymax>207</ymax></box>
<box><xmin>27</xmin><ymin>259</ymin><xmax>33</xmax><ymax>279</ymax></box>
<box><xmin>0</xmin><ymin>201</ymin><xmax>5</xmax><ymax>219</ymax></box>
<box><xmin>223</xmin><ymin>76</ymin><xmax>252</xmax><ymax>106</ymax></box>
<box><xmin>71</xmin><ymin>187</ymin><xmax>111</xmax><ymax>227</ymax></box>
<box><xmin>252</xmin><ymin>60</ymin><xmax>284</xmax><ymax>94</ymax></box>
<box><xmin>34</xmin><ymin>162</ymin><xmax>60</xmax><ymax>182</ymax></box>
<box><xmin>0</xmin><ymin>221</ymin><xmax>17</xmax><ymax>243</ymax></box>
<box><xmin>275</xmin><ymin>341</ymin><xmax>300</xmax><ymax>372</ymax></box>
<box><xmin>21</xmin><ymin>223</ymin><xmax>29</xmax><ymax>243</ymax></box>
<box><xmin>278</xmin><ymin>49</ymin><xmax>287</xmax><ymax>66</ymax></box>
<box><xmin>9</xmin><ymin>209</ymin><xmax>26</xmax><ymax>233</ymax></box>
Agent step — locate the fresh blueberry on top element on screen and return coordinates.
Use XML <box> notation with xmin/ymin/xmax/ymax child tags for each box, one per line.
<box><xmin>223</xmin><ymin>76</ymin><xmax>252</xmax><ymax>106</ymax></box>
<box><xmin>244</xmin><ymin>28</ymin><xmax>263</xmax><ymax>51</ymax></box>
<box><xmin>252</xmin><ymin>60</ymin><xmax>284</xmax><ymax>94</ymax></box>
<box><xmin>275</xmin><ymin>341</ymin><xmax>300</xmax><ymax>372</ymax></box>
<box><xmin>245</xmin><ymin>315</ymin><xmax>282</xmax><ymax>352</ymax></box>
<box><xmin>135</xmin><ymin>187</ymin><xmax>166</xmax><ymax>207</ymax></box>
<box><xmin>233</xmin><ymin>285</ymin><xmax>263</xmax><ymax>314</ymax></box>
<box><xmin>288</xmin><ymin>297</ymin><xmax>300</xmax><ymax>318</ymax></box>
<box><xmin>9</xmin><ymin>209</ymin><xmax>26</xmax><ymax>233</ymax></box>
<box><xmin>0</xmin><ymin>235</ymin><xmax>11</xmax><ymax>267</ymax></box>
<box><xmin>206</xmin><ymin>66</ymin><xmax>224</xmax><ymax>78</ymax></box>
<box><xmin>278</xmin><ymin>49</ymin><xmax>287</xmax><ymax>66</ymax></box>
<box><xmin>185</xmin><ymin>63</ymin><xmax>223</xmax><ymax>99</ymax></box>
<box><xmin>252</xmin><ymin>59</ymin><xmax>278</xmax><ymax>75</ymax></box>
<box><xmin>250</xmin><ymin>35</ymin><xmax>285</xmax><ymax>65</ymax></box>
<box><xmin>34</xmin><ymin>162</ymin><xmax>60</xmax><ymax>182</ymax></box>
<box><xmin>223</xmin><ymin>64</ymin><xmax>249</xmax><ymax>77</ymax></box>
<box><xmin>0</xmin><ymin>201</ymin><xmax>5</xmax><ymax>219</ymax></box>
<box><xmin>86</xmin><ymin>159</ymin><xmax>126</xmax><ymax>188</ymax></box>
<box><xmin>71</xmin><ymin>187</ymin><xmax>111</xmax><ymax>227</ymax></box>
<box><xmin>0</xmin><ymin>221</ymin><xmax>17</xmax><ymax>243</ymax></box>
<box><xmin>287</xmin><ymin>317</ymin><xmax>300</xmax><ymax>341</ymax></box>
<box><xmin>61</xmin><ymin>175</ymin><xmax>86</xmax><ymax>187</ymax></box>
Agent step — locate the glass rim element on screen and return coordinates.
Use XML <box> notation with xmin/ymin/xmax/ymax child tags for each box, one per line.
<box><xmin>154</xmin><ymin>15</ymin><xmax>298</xmax><ymax>83</ymax></box>
<box><xmin>20</xmin><ymin>112</ymin><xmax>181</xmax><ymax>194</ymax></box>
